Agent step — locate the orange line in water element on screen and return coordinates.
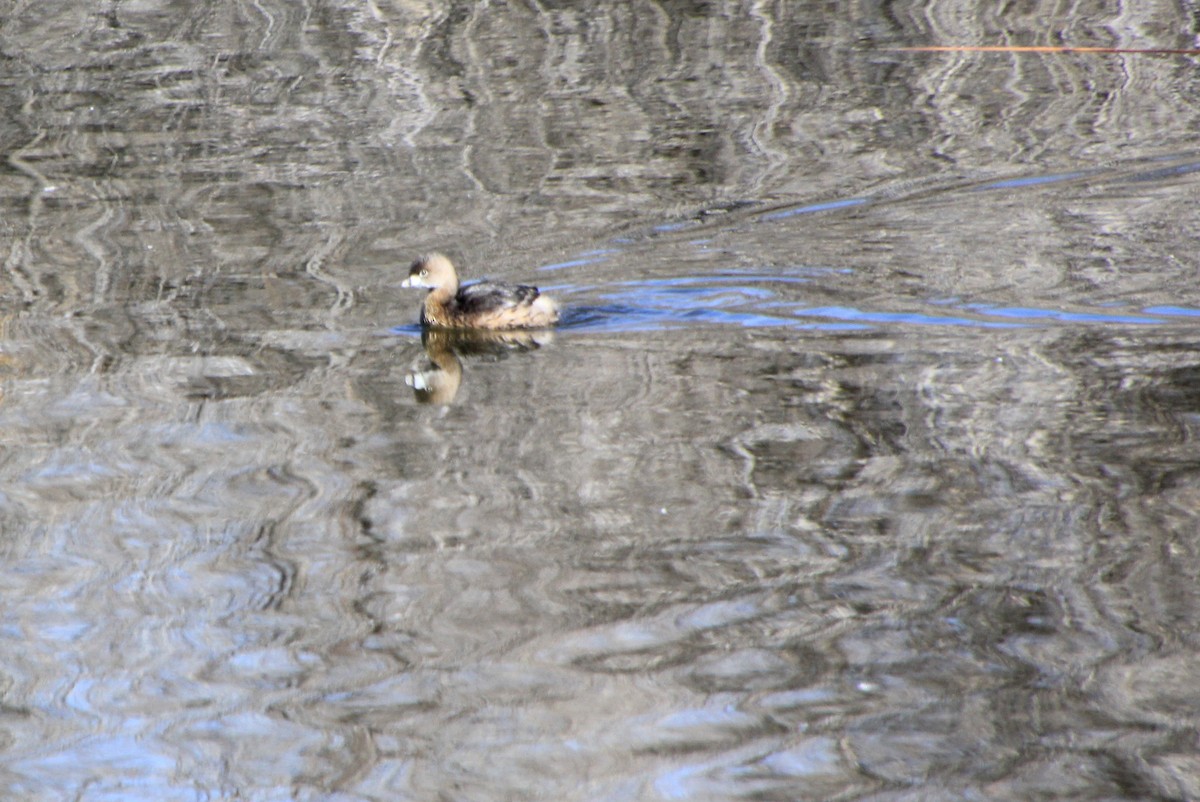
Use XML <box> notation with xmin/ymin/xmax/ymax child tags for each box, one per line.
<box><xmin>893</xmin><ymin>45</ymin><xmax>1200</xmax><ymax>55</ymax></box>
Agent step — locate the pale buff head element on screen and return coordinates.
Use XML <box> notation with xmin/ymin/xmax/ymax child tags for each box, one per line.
<box><xmin>400</xmin><ymin>253</ymin><xmax>459</xmax><ymax>292</ymax></box>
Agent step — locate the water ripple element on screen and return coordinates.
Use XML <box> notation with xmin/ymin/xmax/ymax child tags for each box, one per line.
<box><xmin>551</xmin><ymin>277</ymin><xmax>1200</xmax><ymax>334</ymax></box>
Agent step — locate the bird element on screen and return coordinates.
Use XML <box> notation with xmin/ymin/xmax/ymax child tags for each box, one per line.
<box><xmin>400</xmin><ymin>253</ymin><xmax>560</xmax><ymax>329</ymax></box>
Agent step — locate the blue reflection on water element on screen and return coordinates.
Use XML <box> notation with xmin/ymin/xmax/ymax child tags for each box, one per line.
<box><xmin>1123</xmin><ymin>160</ymin><xmax>1200</xmax><ymax>183</ymax></box>
<box><xmin>540</xmin><ymin>250</ymin><xmax>617</xmax><ymax>271</ymax></box>
<box><xmin>1145</xmin><ymin>305</ymin><xmax>1200</xmax><ymax>317</ymax></box>
<box><xmin>974</xmin><ymin>171</ymin><xmax>1091</xmax><ymax>190</ymax></box>
<box><xmin>760</xmin><ymin>197</ymin><xmax>870</xmax><ymax>221</ymax></box>
<box><xmin>389</xmin><ymin>324</ymin><xmax>424</xmax><ymax>338</ymax></box>
<box><xmin>797</xmin><ymin>305</ymin><xmax>1021</xmax><ymax>328</ymax></box>
<box><xmin>965</xmin><ymin>304</ymin><xmax>1165</xmax><ymax>325</ymax></box>
<box><xmin>558</xmin><ymin>304</ymin><xmax>827</xmax><ymax>332</ymax></box>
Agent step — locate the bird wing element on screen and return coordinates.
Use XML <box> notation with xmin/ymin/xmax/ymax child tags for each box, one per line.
<box><xmin>457</xmin><ymin>281</ymin><xmax>541</xmax><ymax>313</ymax></box>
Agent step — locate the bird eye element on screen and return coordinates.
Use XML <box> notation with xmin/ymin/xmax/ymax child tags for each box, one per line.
<box><xmin>420</xmin><ymin>269</ymin><xmax>428</xmax><ymax>277</ymax></box>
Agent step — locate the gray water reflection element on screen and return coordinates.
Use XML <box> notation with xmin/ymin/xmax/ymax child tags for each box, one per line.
<box><xmin>3</xmin><ymin>1</ymin><xmax>1200</xmax><ymax>800</ymax></box>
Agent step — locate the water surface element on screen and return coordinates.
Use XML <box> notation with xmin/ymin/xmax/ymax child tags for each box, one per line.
<box><xmin>2</xmin><ymin>2</ymin><xmax>1200</xmax><ymax>800</ymax></box>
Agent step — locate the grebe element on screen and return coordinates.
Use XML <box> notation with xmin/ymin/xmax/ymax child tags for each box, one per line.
<box><xmin>400</xmin><ymin>253</ymin><xmax>560</xmax><ymax>330</ymax></box>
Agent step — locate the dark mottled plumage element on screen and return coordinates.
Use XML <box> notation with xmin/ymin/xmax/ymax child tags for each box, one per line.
<box><xmin>456</xmin><ymin>281</ymin><xmax>543</xmax><ymax>314</ymax></box>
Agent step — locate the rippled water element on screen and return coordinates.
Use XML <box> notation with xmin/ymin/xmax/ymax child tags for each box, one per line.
<box><xmin>3</xmin><ymin>2</ymin><xmax>1200</xmax><ymax>800</ymax></box>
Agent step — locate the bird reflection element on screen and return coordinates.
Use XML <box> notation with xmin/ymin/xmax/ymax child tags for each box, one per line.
<box><xmin>405</xmin><ymin>327</ymin><xmax>554</xmax><ymax>404</ymax></box>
